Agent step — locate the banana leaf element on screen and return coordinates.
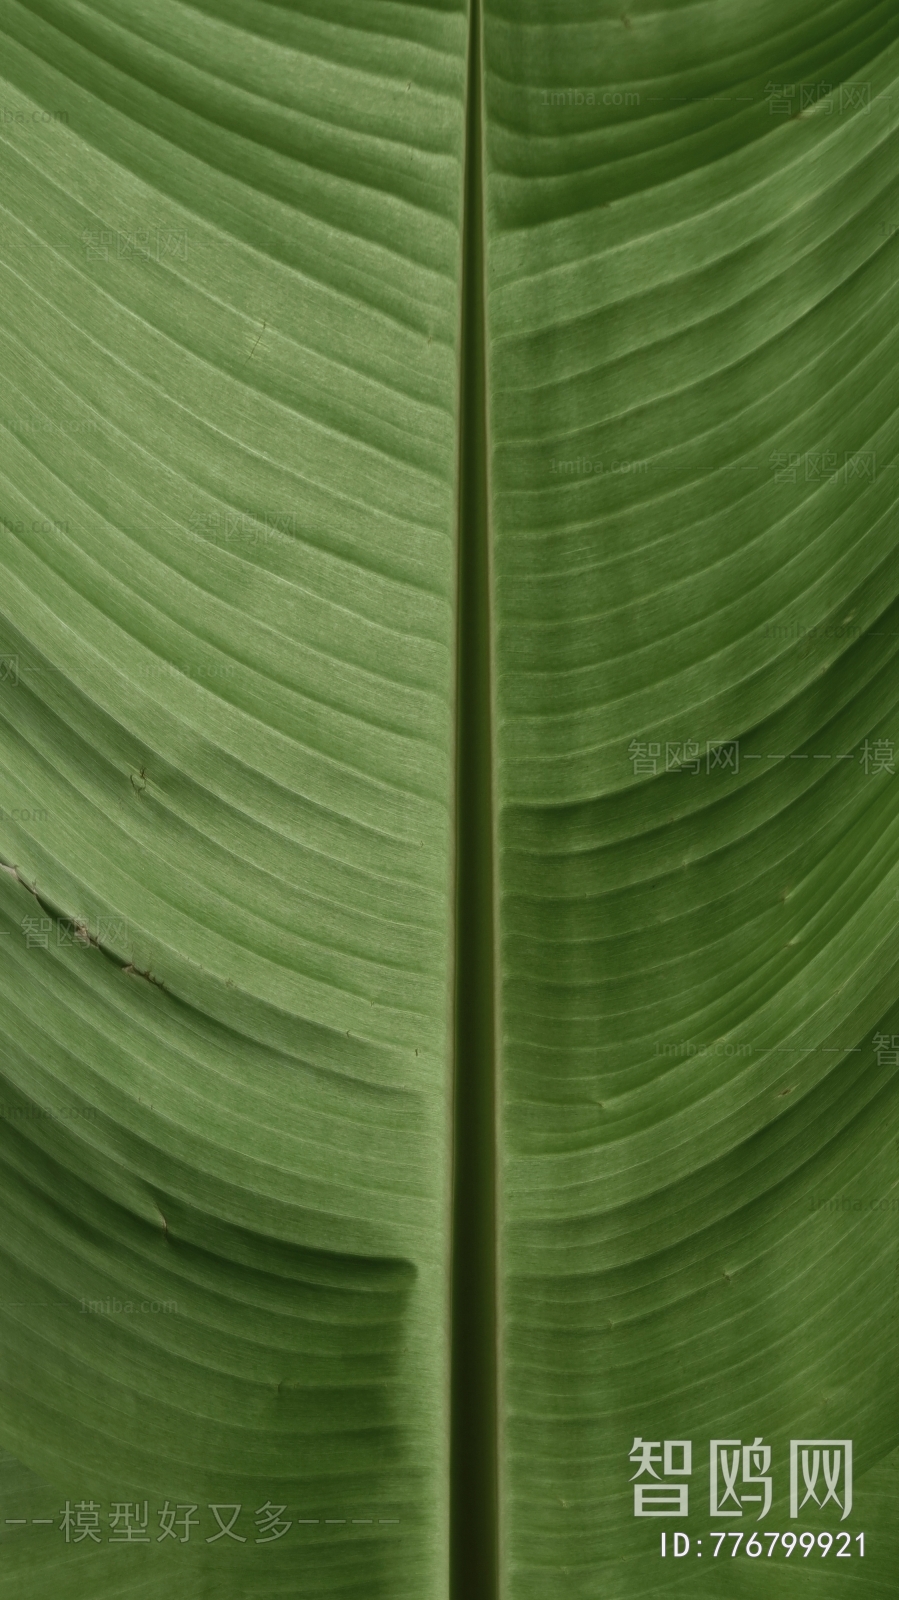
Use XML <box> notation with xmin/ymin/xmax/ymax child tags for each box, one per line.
<box><xmin>0</xmin><ymin>1</ymin><xmax>897</xmax><ymax>1596</ymax></box>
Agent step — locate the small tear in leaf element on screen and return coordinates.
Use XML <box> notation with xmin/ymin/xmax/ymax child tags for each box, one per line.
<box><xmin>238</xmin><ymin>320</ymin><xmax>266</xmax><ymax>373</ymax></box>
<box><xmin>122</xmin><ymin>963</ymin><xmax>164</xmax><ymax>989</ymax></box>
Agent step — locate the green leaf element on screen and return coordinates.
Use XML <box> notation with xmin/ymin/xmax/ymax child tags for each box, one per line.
<box><xmin>0</xmin><ymin>1</ymin><xmax>467</xmax><ymax>1593</ymax></box>
<box><xmin>2</xmin><ymin>1</ymin><xmax>899</xmax><ymax>1597</ymax></box>
<box><xmin>484</xmin><ymin>2</ymin><xmax>899</xmax><ymax>1595</ymax></box>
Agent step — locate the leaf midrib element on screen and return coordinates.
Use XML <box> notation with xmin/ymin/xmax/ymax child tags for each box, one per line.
<box><xmin>451</xmin><ymin>4</ymin><xmax>498</xmax><ymax>1598</ymax></box>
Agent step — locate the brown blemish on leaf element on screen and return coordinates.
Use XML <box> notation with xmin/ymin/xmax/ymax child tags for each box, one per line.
<box><xmin>122</xmin><ymin>963</ymin><xmax>164</xmax><ymax>989</ymax></box>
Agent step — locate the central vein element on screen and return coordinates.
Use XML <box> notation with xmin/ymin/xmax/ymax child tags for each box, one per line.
<box><xmin>450</xmin><ymin>1</ymin><xmax>497</xmax><ymax>1596</ymax></box>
